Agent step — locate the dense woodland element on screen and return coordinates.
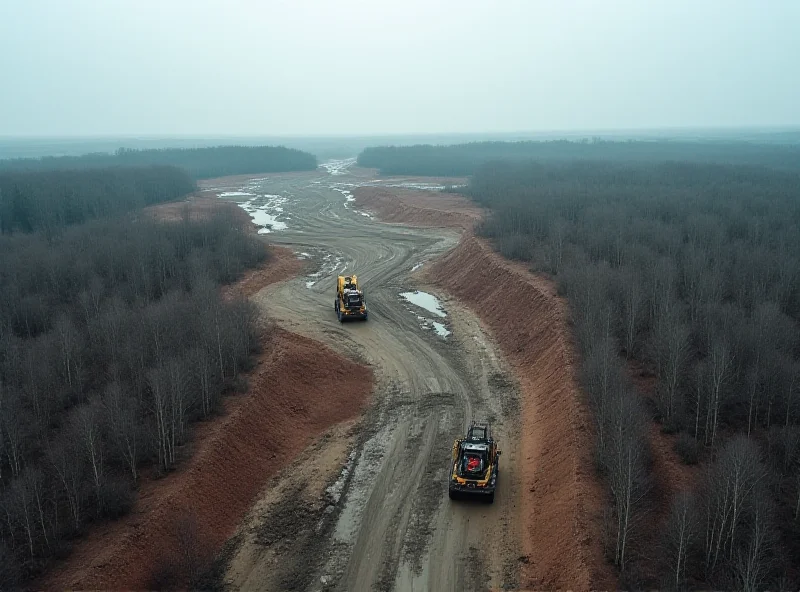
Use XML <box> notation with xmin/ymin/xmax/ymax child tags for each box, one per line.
<box><xmin>466</xmin><ymin>160</ymin><xmax>800</xmax><ymax>589</ymax></box>
<box><xmin>0</xmin><ymin>170</ymin><xmax>266</xmax><ymax>586</ymax></box>
<box><xmin>0</xmin><ymin>166</ymin><xmax>196</xmax><ymax>235</ymax></box>
<box><xmin>357</xmin><ymin>140</ymin><xmax>800</xmax><ymax>176</ymax></box>
<box><xmin>0</xmin><ymin>145</ymin><xmax>318</xmax><ymax>180</ymax></box>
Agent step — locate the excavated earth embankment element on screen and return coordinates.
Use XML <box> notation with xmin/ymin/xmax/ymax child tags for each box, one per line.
<box><xmin>353</xmin><ymin>186</ymin><xmax>483</xmax><ymax>230</ymax></box>
<box><xmin>429</xmin><ymin>236</ymin><xmax>615</xmax><ymax>591</ymax></box>
<box><xmin>42</xmin><ymin>327</ymin><xmax>372</xmax><ymax>590</ymax></box>
<box><xmin>357</xmin><ymin>187</ymin><xmax>617</xmax><ymax>590</ymax></box>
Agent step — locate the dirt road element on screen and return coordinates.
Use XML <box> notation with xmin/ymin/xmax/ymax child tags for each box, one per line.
<box><xmin>202</xmin><ymin>163</ymin><xmax>523</xmax><ymax>591</ymax></box>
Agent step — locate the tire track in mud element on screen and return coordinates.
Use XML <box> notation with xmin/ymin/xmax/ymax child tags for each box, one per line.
<box><xmin>205</xmin><ymin>168</ymin><xmax>522</xmax><ymax>591</ymax></box>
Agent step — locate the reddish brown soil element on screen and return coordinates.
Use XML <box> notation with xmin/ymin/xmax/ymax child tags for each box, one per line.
<box><xmin>358</xmin><ymin>186</ymin><xmax>615</xmax><ymax>589</ymax></box>
<box><xmin>428</xmin><ymin>236</ymin><xmax>616</xmax><ymax>591</ymax></box>
<box><xmin>41</xmin><ymin>328</ymin><xmax>372</xmax><ymax>590</ymax></box>
<box><xmin>144</xmin><ymin>195</ymin><xmax>253</xmax><ymax>226</ymax></box>
<box><xmin>222</xmin><ymin>245</ymin><xmax>306</xmax><ymax>299</ymax></box>
<box><xmin>353</xmin><ymin>186</ymin><xmax>484</xmax><ymax>230</ymax></box>
<box><xmin>349</xmin><ymin>167</ymin><xmax>469</xmax><ymax>186</ymax></box>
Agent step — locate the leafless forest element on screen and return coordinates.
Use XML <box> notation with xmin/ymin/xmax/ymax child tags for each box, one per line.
<box><xmin>0</xmin><ymin>164</ymin><xmax>269</xmax><ymax>585</ymax></box>
<box><xmin>469</xmin><ymin>159</ymin><xmax>800</xmax><ymax>589</ymax></box>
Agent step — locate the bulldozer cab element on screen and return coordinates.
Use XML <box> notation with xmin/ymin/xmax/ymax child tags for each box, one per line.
<box><xmin>339</xmin><ymin>275</ymin><xmax>359</xmax><ymax>293</ymax></box>
<box><xmin>450</xmin><ymin>420</ymin><xmax>500</xmax><ymax>502</ymax></box>
<box><xmin>454</xmin><ymin>421</ymin><xmax>498</xmax><ymax>478</ymax></box>
<box><xmin>459</xmin><ymin>443</ymin><xmax>489</xmax><ymax>476</ymax></box>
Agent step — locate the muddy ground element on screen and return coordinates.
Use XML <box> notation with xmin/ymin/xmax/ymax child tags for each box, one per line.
<box><xmin>203</xmin><ymin>163</ymin><xmax>525</xmax><ymax>591</ymax></box>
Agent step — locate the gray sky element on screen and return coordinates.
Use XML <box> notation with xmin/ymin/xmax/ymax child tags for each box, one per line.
<box><xmin>1</xmin><ymin>0</ymin><xmax>798</xmax><ymax>136</ymax></box>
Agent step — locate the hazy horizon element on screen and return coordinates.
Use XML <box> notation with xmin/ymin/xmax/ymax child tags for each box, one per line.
<box><xmin>2</xmin><ymin>0</ymin><xmax>799</xmax><ymax>137</ymax></box>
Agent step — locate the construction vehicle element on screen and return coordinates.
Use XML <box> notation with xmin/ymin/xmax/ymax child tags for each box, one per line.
<box><xmin>448</xmin><ymin>421</ymin><xmax>500</xmax><ymax>503</ymax></box>
<box><xmin>334</xmin><ymin>275</ymin><xmax>368</xmax><ymax>322</ymax></box>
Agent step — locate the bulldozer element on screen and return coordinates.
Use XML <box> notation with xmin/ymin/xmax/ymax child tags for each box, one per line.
<box><xmin>334</xmin><ymin>275</ymin><xmax>368</xmax><ymax>322</ymax></box>
<box><xmin>448</xmin><ymin>421</ymin><xmax>500</xmax><ymax>503</ymax></box>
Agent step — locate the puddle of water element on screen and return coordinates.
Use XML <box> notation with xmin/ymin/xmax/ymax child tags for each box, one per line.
<box><xmin>331</xmin><ymin>187</ymin><xmax>356</xmax><ymax>205</ymax></box>
<box><xmin>237</xmin><ymin>195</ymin><xmax>288</xmax><ymax>233</ymax></box>
<box><xmin>432</xmin><ymin>322</ymin><xmax>450</xmax><ymax>338</ymax></box>
<box><xmin>321</xmin><ymin>158</ymin><xmax>356</xmax><ymax>175</ymax></box>
<box><xmin>219</xmin><ymin>191</ymin><xmax>255</xmax><ymax>197</ymax></box>
<box><xmin>386</xmin><ymin>182</ymin><xmax>445</xmax><ymax>191</ymax></box>
<box><xmin>400</xmin><ymin>291</ymin><xmax>446</xmax><ymax>318</ymax></box>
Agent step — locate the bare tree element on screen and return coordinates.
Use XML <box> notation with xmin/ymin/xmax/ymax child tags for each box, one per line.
<box><xmin>692</xmin><ymin>362</ymin><xmax>708</xmax><ymax>441</ymax></box>
<box><xmin>26</xmin><ymin>467</ymin><xmax>51</xmax><ymax>554</ymax></box>
<box><xmin>193</xmin><ymin>280</ymin><xmax>227</xmax><ymax>381</ymax></box>
<box><xmin>795</xmin><ymin>465</ymin><xmax>800</xmax><ymax>521</ymax></box>
<box><xmin>54</xmin><ymin>313</ymin><xmax>80</xmax><ymax>389</ymax></box>
<box><xmin>732</xmin><ymin>491</ymin><xmax>774</xmax><ymax>592</ymax></box>
<box><xmin>583</xmin><ymin>336</ymin><xmax>624</xmax><ymax>458</ymax></box>
<box><xmin>9</xmin><ymin>468</ymin><xmax>51</xmax><ymax>557</ymax></box>
<box><xmin>703</xmin><ymin>436</ymin><xmax>766</xmax><ymax>576</ymax></box>
<box><xmin>102</xmin><ymin>381</ymin><xmax>143</xmax><ymax>481</ymax></box>
<box><xmin>46</xmin><ymin>434</ymin><xmax>86</xmax><ymax>532</ymax></box>
<box><xmin>664</xmin><ymin>490</ymin><xmax>698</xmax><ymax>590</ymax></box>
<box><xmin>147</xmin><ymin>364</ymin><xmax>172</xmax><ymax>472</ymax></box>
<box><xmin>547</xmin><ymin>216</ymin><xmax>568</xmax><ymax>274</ymax></box>
<box><xmin>9</xmin><ymin>472</ymin><xmax>36</xmax><ymax>557</ymax></box>
<box><xmin>706</xmin><ymin>339</ymin><xmax>735</xmax><ymax>446</ymax></box>
<box><xmin>1</xmin><ymin>391</ymin><xmax>27</xmax><ymax>478</ymax></box>
<box><xmin>190</xmin><ymin>346</ymin><xmax>216</xmax><ymax>419</ymax></box>
<box><xmin>0</xmin><ymin>379</ymin><xmax>5</xmax><ymax>482</ymax></box>
<box><xmin>619</xmin><ymin>266</ymin><xmax>644</xmax><ymax>359</ymax></box>
<box><xmin>783</xmin><ymin>360</ymin><xmax>800</xmax><ymax>427</ymax></box>
<box><xmin>606</xmin><ymin>389</ymin><xmax>649</xmax><ymax>572</ymax></box>
<box><xmin>166</xmin><ymin>357</ymin><xmax>190</xmax><ymax>455</ymax></box>
<box><xmin>651</xmin><ymin>303</ymin><xmax>691</xmax><ymax>426</ymax></box>
<box><xmin>71</xmin><ymin>401</ymin><xmax>106</xmax><ymax>510</ymax></box>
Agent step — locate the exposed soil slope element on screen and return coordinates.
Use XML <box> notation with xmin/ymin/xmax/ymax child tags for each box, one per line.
<box><xmin>223</xmin><ymin>245</ymin><xmax>306</xmax><ymax>299</ymax></box>
<box><xmin>355</xmin><ymin>185</ymin><xmax>616</xmax><ymax>590</ymax></box>
<box><xmin>144</xmin><ymin>195</ymin><xmax>253</xmax><ymax>225</ymax></box>
<box><xmin>41</xmin><ymin>328</ymin><xmax>372</xmax><ymax>590</ymax></box>
<box><xmin>354</xmin><ymin>186</ymin><xmax>483</xmax><ymax>230</ymax></box>
<box><xmin>427</xmin><ymin>236</ymin><xmax>615</xmax><ymax>590</ymax></box>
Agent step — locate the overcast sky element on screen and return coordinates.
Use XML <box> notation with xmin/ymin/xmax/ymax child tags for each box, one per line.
<box><xmin>1</xmin><ymin>0</ymin><xmax>798</xmax><ymax>136</ymax></box>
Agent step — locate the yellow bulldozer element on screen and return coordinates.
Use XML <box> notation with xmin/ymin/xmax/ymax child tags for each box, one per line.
<box><xmin>448</xmin><ymin>421</ymin><xmax>500</xmax><ymax>503</ymax></box>
<box><xmin>334</xmin><ymin>275</ymin><xmax>368</xmax><ymax>322</ymax></box>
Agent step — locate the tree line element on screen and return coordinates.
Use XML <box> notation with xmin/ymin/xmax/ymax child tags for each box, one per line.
<box><xmin>0</xmin><ymin>207</ymin><xmax>267</xmax><ymax>586</ymax></box>
<box><xmin>0</xmin><ymin>145</ymin><xmax>318</xmax><ymax>180</ymax></box>
<box><xmin>0</xmin><ymin>166</ymin><xmax>196</xmax><ymax>235</ymax></box>
<box><xmin>357</xmin><ymin>140</ymin><xmax>800</xmax><ymax>176</ymax></box>
<box><xmin>467</xmin><ymin>160</ymin><xmax>800</xmax><ymax>589</ymax></box>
